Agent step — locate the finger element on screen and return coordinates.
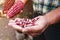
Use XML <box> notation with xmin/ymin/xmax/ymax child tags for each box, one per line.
<box><xmin>8</xmin><ymin>22</ymin><xmax>16</xmax><ymax>26</ymax></box>
<box><xmin>8</xmin><ymin>22</ymin><xmax>23</xmax><ymax>32</ymax></box>
<box><xmin>9</xmin><ymin>19</ymin><xmax>15</xmax><ymax>23</ymax></box>
<box><xmin>22</xmin><ymin>25</ymin><xmax>41</xmax><ymax>33</ymax></box>
<box><xmin>12</xmin><ymin>24</ymin><xmax>23</xmax><ymax>32</ymax></box>
<box><xmin>30</xmin><ymin>33</ymin><xmax>40</xmax><ymax>37</ymax></box>
<box><xmin>27</xmin><ymin>32</ymin><xmax>40</xmax><ymax>37</ymax></box>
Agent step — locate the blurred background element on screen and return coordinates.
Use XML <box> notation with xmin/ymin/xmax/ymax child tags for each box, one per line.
<box><xmin>0</xmin><ymin>0</ymin><xmax>33</xmax><ymax>40</ymax></box>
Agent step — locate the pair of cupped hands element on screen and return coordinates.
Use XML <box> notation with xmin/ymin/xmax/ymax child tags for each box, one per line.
<box><xmin>8</xmin><ymin>16</ymin><xmax>48</xmax><ymax>37</ymax></box>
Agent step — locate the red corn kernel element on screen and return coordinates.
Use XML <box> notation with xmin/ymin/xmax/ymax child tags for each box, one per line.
<box><xmin>7</xmin><ymin>1</ymin><xmax>24</xmax><ymax>18</ymax></box>
<box><xmin>3</xmin><ymin>0</ymin><xmax>15</xmax><ymax>14</ymax></box>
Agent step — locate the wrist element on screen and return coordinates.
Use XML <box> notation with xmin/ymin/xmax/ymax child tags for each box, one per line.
<box><xmin>43</xmin><ymin>15</ymin><xmax>50</xmax><ymax>26</ymax></box>
<box><xmin>38</xmin><ymin>16</ymin><xmax>49</xmax><ymax>27</ymax></box>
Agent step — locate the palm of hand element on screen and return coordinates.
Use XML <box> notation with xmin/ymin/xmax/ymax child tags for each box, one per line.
<box><xmin>22</xmin><ymin>16</ymin><xmax>48</xmax><ymax>36</ymax></box>
<box><xmin>8</xmin><ymin>16</ymin><xmax>48</xmax><ymax>36</ymax></box>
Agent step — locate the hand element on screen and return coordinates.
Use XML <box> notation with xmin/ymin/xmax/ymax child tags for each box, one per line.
<box><xmin>8</xmin><ymin>16</ymin><xmax>48</xmax><ymax>37</ymax></box>
<box><xmin>8</xmin><ymin>19</ymin><xmax>23</xmax><ymax>32</ymax></box>
<box><xmin>22</xmin><ymin>16</ymin><xmax>48</xmax><ymax>37</ymax></box>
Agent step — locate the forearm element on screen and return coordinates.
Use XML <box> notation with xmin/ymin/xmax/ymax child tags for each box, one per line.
<box><xmin>44</xmin><ymin>7</ymin><xmax>60</xmax><ymax>25</ymax></box>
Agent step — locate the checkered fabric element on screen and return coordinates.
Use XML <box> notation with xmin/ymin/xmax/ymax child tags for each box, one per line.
<box><xmin>32</xmin><ymin>0</ymin><xmax>60</xmax><ymax>15</ymax></box>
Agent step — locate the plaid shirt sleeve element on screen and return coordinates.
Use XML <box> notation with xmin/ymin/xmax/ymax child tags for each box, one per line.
<box><xmin>32</xmin><ymin>0</ymin><xmax>60</xmax><ymax>15</ymax></box>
